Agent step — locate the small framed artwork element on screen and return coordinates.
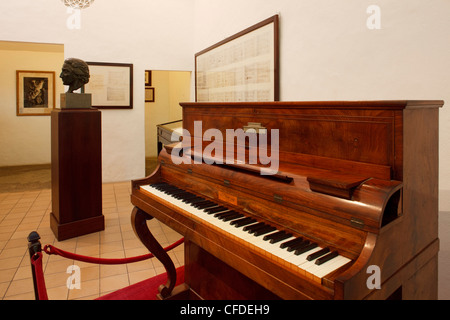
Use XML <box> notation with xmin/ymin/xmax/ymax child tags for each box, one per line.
<box><xmin>145</xmin><ymin>87</ymin><xmax>155</xmax><ymax>102</ymax></box>
<box><xmin>16</xmin><ymin>70</ymin><xmax>55</xmax><ymax>116</ymax></box>
<box><xmin>84</xmin><ymin>62</ymin><xmax>133</xmax><ymax>109</ymax></box>
<box><xmin>145</xmin><ymin>70</ymin><xmax>152</xmax><ymax>86</ymax></box>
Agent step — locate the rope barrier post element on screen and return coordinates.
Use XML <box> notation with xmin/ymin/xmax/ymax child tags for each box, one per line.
<box><xmin>27</xmin><ymin>231</ymin><xmax>42</xmax><ymax>300</ymax></box>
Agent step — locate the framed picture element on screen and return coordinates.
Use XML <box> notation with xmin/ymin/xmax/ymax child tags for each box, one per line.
<box><xmin>195</xmin><ymin>15</ymin><xmax>279</xmax><ymax>102</ymax></box>
<box><xmin>16</xmin><ymin>70</ymin><xmax>55</xmax><ymax>116</ymax></box>
<box><xmin>145</xmin><ymin>70</ymin><xmax>152</xmax><ymax>86</ymax></box>
<box><xmin>84</xmin><ymin>62</ymin><xmax>133</xmax><ymax>109</ymax></box>
<box><xmin>145</xmin><ymin>87</ymin><xmax>155</xmax><ymax>102</ymax></box>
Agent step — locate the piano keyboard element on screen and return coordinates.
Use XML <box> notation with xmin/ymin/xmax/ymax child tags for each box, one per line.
<box><xmin>140</xmin><ymin>182</ymin><xmax>352</xmax><ymax>282</ymax></box>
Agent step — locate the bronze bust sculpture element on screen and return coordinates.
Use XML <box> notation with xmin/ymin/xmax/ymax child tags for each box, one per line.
<box><xmin>60</xmin><ymin>58</ymin><xmax>90</xmax><ymax>93</ymax></box>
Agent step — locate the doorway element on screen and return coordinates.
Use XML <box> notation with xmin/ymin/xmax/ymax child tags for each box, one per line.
<box><xmin>144</xmin><ymin>70</ymin><xmax>191</xmax><ymax>175</ymax></box>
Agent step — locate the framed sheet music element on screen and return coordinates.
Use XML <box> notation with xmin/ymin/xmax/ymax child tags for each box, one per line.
<box><xmin>195</xmin><ymin>15</ymin><xmax>279</xmax><ymax>102</ymax></box>
<box><xmin>84</xmin><ymin>62</ymin><xmax>133</xmax><ymax>109</ymax></box>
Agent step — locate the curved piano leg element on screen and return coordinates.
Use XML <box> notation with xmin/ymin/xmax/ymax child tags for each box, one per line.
<box><xmin>131</xmin><ymin>206</ymin><xmax>177</xmax><ymax>299</ymax></box>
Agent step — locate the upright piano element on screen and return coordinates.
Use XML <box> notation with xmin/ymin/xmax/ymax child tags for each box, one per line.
<box><xmin>130</xmin><ymin>100</ymin><xmax>442</xmax><ymax>300</ymax></box>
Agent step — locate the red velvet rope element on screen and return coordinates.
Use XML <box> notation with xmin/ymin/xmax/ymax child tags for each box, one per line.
<box><xmin>43</xmin><ymin>238</ymin><xmax>184</xmax><ymax>265</ymax></box>
<box><xmin>31</xmin><ymin>252</ymin><xmax>49</xmax><ymax>300</ymax></box>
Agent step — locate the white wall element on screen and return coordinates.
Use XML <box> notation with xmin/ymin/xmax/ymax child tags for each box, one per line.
<box><xmin>1</xmin><ymin>0</ymin><xmax>450</xmax><ymax>210</ymax></box>
<box><xmin>193</xmin><ymin>0</ymin><xmax>450</xmax><ymax>211</ymax></box>
<box><xmin>0</xmin><ymin>0</ymin><xmax>195</xmax><ymax>183</ymax></box>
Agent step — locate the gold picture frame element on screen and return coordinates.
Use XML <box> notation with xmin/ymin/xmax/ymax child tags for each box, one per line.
<box><xmin>145</xmin><ymin>87</ymin><xmax>155</xmax><ymax>102</ymax></box>
<box><xmin>16</xmin><ymin>70</ymin><xmax>55</xmax><ymax>116</ymax></box>
<box><xmin>145</xmin><ymin>70</ymin><xmax>152</xmax><ymax>86</ymax></box>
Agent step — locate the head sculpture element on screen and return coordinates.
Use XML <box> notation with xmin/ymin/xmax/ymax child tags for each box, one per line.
<box><xmin>60</xmin><ymin>58</ymin><xmax>90</xmax><ymax>93</ymax></box>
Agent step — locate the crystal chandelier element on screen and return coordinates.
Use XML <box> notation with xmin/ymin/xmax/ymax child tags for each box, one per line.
<box><xmin>61</xmin><ymin>0</ymin><xmax>95</xmax><ymax>9</ymax></box>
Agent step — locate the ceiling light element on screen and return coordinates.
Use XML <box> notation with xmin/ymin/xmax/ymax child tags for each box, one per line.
<box><xmin>61</xmin><ymin>0</ymin><xmax>95</xmax><ymax>9</ymax></box>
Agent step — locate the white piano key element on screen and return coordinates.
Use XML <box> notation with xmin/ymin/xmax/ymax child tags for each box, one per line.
<box><xmin>309</xmin><ymin>256</ymin><xmax>352</xmax><ymax>279</ymax></box>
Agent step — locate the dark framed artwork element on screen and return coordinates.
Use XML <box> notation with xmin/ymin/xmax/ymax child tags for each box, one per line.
<box><xmin>16</xmin><ymin>70</ymin><xmax>55</xmax><ymax>116</ymax></box>
<box><xmin>145</xmin><ymin>87</ymin><xmax>155</xmax><ymax>102</ymax></box>
<box><xmin>195</xmin><ymin>15</ymin><xmax>279</xmax><ymax>102</ymax></box>
<box><xmin>145</xmin><ymin>70</ymin><xmax>152</xmax><ymax>86</ymax></box>
<box><xmin>84</xmin><ymin>62</ymin><xmax>133</xmax><ymax>109</ymax></box>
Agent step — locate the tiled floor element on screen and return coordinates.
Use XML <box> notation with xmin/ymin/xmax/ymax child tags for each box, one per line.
<box><xmin>0</xmin><ymin>182</ymin><xmax>184</xmax><ymax>300</ymax></box>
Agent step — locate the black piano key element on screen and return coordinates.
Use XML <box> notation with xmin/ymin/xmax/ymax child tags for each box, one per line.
<box><xmin>222</xmin><ymin>210</ymin><xmax>240</xmax><ymax>217</ymax></box>
<box><xmin>180</xmin><ymin>194</ymin><xmax>199</xmax><ymax>202</ymax></box>
<box><xmin>229</xmin><ymin>217</ymin><xmax>250</xmax><ymax>226</ymax></box>
<box><xmin>182</xmin><ymin>196</ymin><xmax>201</xmax><ymax>203</ymax></box>
<box><xmin>214</xmin><ymin>211</ymin><xmax>234</xmax><ymax>218</ymax></box>
<box><xmin>193</xmin><ymin>200</ymin><xmax>215</xmax><ymax>207</ymax></box>
<box><xmin>263</xmin><ymin>230</ymin><xmax>283</xmax><ymax>241</ymax></box>
<box><xmin>217</xmin><ymin>212</ymin><xmax>235</xmax><ymax>220</ymax></box>
<box><xmin>222</xmin><ymin>213</ymin><xmax>244</xmax><ymax>222</ymax></box>
<box><xmin>248</xmin><ymin>223</ymin><xmax>270</xmax><ymax>234</ymax></box>
<box><xmin>191</xmin><ymin>200</ymin><xmax>211</xmax><ymax>207</ymax></box>
<box><xmin>287</xmin><ymin>240</ymin><xmax>310</xmax><ymax>252</ymax></box>
<box><xmin>156</xmin><ymin>186</ymin><xmax>180</xmax><ymax>193</ymax></box>
<box><xmin>173</xmin><ymin>192</ymin><xmax>194</xmax><ymax>199</ymax></box>
<box><xmin>150</xmin><ymin>183</ymin><xmax>168</xmax><ymax>189</ymax></box>
<box><xmin>208</xmin><ymin>207</ymin><xmax>231</xmax><ymax>216</ymax></box>
<box><xmin>164</xmin><ymin>189</ymin><xmax>186</xmax><ymax>195</ymax></box>
<box><xmin>158</xmin><ymin>185</ymin><xmax>179</xmax><ymax>192</ymax></box>
<box><xmin>315</xmin><ymin>251</ymin><xmax>339</xmax><ymax>265</ymax></box>
<box><xmin>186</xmin><ymin>197</ymin><xmax>207</xmax><ymax>204</ymax></box>
<box><xmin>293</xmin><ymin>240</ymin><xmax>313</xmax><ymax>251</ymax></box>
<box><xmin>263</xmin><ymin>230</ymin><xmax>289</xmax><ymax>242</ymax></box>
<box><xmin>294</xmin><ymin>242</ymin><xmax>318</xmax><ymax>256</ymax></box>
<box><xmin>179</xmin><ymin>192</ymin><xmax>197</xmax><ymax>198</ymax></box>
<box><xmin>306</xmin><ymin>247</ymin><xmax>330</xmax><ymax>261</ymax></box>
<box><xmin>253</xmin><ymin>226</ymin><xmax>277</xmax><ymax>237</ymax></box>
<box><xmin>280</xmin><ymin>237</ymin><xmax>304</xmax><ymax>249</ymax></box>
<box><xmin>194</xmin><ymin>201</ymin><xmax>217</xmax><ymax>209</ymax></box>
<box><xmin>150</xmin><ymin>182</ymin><xmax>164</xmax><ymax>186</ymax></box>
<box><xmin>170</xmin><ymin>191</ymin><xmax>187</xmax><ymax>198</ymax></box>
<box><xmin>216</xmin><ymin>211</ymin><xmax>240</xmax><ymax>220</ymax></box>
<box><xmin>204</xmin><ymin>206</ymin><xmax>228</xmax><ymax>214</ymax></box>
<box><xmin>269</xmin><ymin>232</ymin><xmax>293</xmax><ymax>244</ymax></box>
<box><xmin>152</xmin><ymin>183</ymin><xmax>173</xmax><ymax>189</ymax></box>
<box><xmin>232</xmin><ymin>217</ymin><xmax>257</xmax><ymax>228</ymax></box>
<box><xmin>243</xmin><ymin>222</ymin><xmax>265</xmax><ymax>232</ymax></box>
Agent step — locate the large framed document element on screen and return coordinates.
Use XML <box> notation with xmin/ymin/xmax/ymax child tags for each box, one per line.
<box><xmin>84</xmin><ymin>62</ymin><xmax>133</xmax><ymax>109</ymax></box>
<box><xmin>195</xmin><ymin>15</ymin><xmax>279</xmax><ymax>102</ymax></box>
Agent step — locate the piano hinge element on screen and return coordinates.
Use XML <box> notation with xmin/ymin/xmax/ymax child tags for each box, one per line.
<box><xmin>224</xmin><ymin>179</ymin><xmax>230</xmax><ymax>186</ymax></box>
<box><xmin>274</xmin><ymin>194</ymin><xmax>283</xmax><ymax>203</ymax></box>
<box><xmin>160</xmin><ymin>160</ymin><xmax>165</xmax><ymax>165</ymax></box>
<box><xmin>351</xmin><ymin>217</ymin><xmax>365</xmax><ymax>228</ymax></box>
<box><xmin>187</xmin><ymin>169</ymin><xmax>193</xmax><ymax>174</ymax></box>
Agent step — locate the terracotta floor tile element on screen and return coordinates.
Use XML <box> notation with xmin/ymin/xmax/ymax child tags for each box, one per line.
<box><xmin>100</xmin><ymin>274</ymin><xmax>129</xmax><ymax>294</ymax></box>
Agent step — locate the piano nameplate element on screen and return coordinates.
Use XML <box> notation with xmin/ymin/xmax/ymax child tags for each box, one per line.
<box><xmin>218</xmin><ymin>191</ymin><xmax>238</xmax><ymax>206</ymax></box>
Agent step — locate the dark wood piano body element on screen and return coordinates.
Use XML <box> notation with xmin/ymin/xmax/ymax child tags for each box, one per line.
<box><xmin>130</xmin><ymin>100</ymin><xmax>442</xmax><ymax>300</ymax></box>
